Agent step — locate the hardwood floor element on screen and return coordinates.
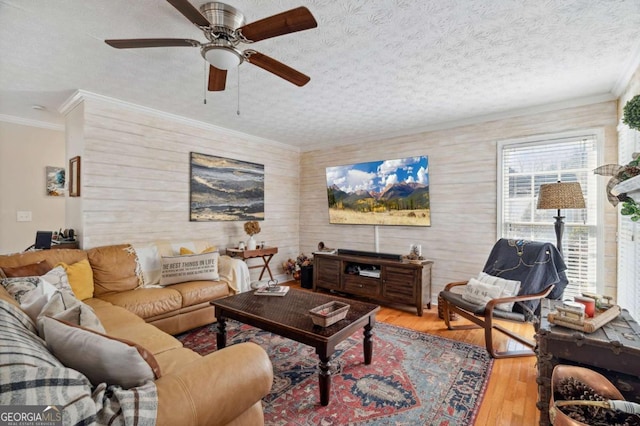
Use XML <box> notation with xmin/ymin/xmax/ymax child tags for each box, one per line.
<box><xmin>287</xmin><ymin>281</ymin><xmax>541</xmax><ymax>425</ymax></box>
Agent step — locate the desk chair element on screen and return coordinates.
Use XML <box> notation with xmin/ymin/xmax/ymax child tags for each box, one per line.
<box><xmin>439</xmin><ymin>239</ymin><xmax>567</xmax><ymax>359</ymax></box>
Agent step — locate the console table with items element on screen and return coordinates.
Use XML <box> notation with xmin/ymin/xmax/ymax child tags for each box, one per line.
<box><xmin>226</xmin><ymin>246</ymin><xmax>278</xmax><ymax>281</ymax></box>
<box><xmin>313</xmin><ymin>252</ymin><xmax>432</xmax><ymax>316</ymax></box>
<box><xmin>535</xmin><ymin>307</ymin><xmax>640</xmax><ymax>426</ymax></box>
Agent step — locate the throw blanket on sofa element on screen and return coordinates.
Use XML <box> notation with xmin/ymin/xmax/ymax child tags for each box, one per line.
<box><xmin>0</xmin><ymin>299</ymin><xmax>157</xmax><ymax>426</ymax></box>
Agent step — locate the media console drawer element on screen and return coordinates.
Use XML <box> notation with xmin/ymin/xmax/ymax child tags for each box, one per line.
<box><xmin>313</xmin><ymin>253</ymin><xmax>433</xmax><ymax>316</ymax></box>
<box><xmin>343</xmin><ymin>275</ymin><xmax>381</xmax><ymax>296</ymax></box>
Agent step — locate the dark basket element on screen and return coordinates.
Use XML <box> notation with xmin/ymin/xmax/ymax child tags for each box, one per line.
<box><xmin>437</xmin><ymin>294</ymin><xmax>458</xmax><ymax>321</ymax></box>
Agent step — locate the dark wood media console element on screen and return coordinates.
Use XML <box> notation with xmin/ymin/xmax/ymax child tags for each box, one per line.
<box><xmin>313</xmin><ymin>252</ymin><xmax>433</xmax><ymax>316</ymax></box>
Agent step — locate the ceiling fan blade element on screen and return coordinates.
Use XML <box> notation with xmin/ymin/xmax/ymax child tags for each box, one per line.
<box><xmin>105</xmin><ymin>38</ymin><xmax>200</xmax><ymax>49</ymax></box>
<box><xmin>246</xmin><ymin>51</ymin><xmax>310</xmax><ymax>87</ymax></box>
<box><xmin>208</xmin><ymin>65</ymin><xmax>227</xmax><ymax>91</ymax></box>
<box><xmin>166</xmin><ymin>0</ymin><xmax>211</xmax><ymax>27</ymax></box>
<box><xmin>238</xmin><ymin>7</ymin><xmax>317</xmax><ymax>42</ymax></box>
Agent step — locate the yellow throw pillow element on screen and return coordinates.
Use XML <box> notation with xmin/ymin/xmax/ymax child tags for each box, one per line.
<box><xmin>179</xmin><ymin>246</ymin><xmax>217</xmax><ymax>255</ymax></box>
<box><xmin>55</xmin><ymin>259</ymin><xmax>94</xmax><ymax>300</ymax></box>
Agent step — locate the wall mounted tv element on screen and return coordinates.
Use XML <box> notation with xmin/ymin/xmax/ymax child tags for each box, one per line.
<box><xmin>326</xmin><ymin>155</ymin><xmax>430</xmax><ymax>226</ymax></box>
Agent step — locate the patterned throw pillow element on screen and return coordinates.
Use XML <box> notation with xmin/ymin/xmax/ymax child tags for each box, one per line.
<box><xmin>1</xmin><ymin>276</ymin><xmax>40</xmax><ymax>304</ymax></box>
<box><xmin>0</xmin><ymin>266</ymin><xmax>73</xmax><ymax>304</ymax></box>
<box><xmin>461</xmin><ymin>278</ymin><xmax>502</xmax><ymax>306</ymax></box>
<box><xmin>476</xmin><ymin>272</ymin><xmax>521</xmax><ymax>312</ymax></box>
<box><xmin>159</xmin><ymin>251</ymin><xmax>220</xmax><ymax>286</ymax></box>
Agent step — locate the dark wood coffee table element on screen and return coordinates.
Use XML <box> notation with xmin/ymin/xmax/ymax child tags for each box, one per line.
<box><xmin>211</xmin><ymin>288</ymin><xmax>380</xmax><ymax>406</ymax></box>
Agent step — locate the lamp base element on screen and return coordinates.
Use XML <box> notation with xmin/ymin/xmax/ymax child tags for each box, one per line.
<box><xmin>553</xmin><ymin>213</ymin><xmax>565</xmax><ymax>255</ymax></box>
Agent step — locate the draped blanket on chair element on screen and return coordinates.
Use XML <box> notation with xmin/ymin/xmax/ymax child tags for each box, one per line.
<box><xmin>483</xmin><ymin>239</ymin><xmax>568</xmax><ymax>315</ymax></box>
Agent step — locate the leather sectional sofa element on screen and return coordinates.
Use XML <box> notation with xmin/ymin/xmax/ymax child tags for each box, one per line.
<box><xmin>0</xmin><ymin>243</ymin><xmax>274</xmax><ymax>425</ymax></box>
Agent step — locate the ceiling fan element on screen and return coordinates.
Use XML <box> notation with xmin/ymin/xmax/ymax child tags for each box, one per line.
<box><xmin>105</xmin><ymin>0</ymin><xmax>317</xmax><ymax>91</ymax></box>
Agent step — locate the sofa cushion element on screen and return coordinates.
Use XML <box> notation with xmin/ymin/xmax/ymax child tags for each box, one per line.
<box><xmin>87</xmin><ymin>244</ymin><xmax>140</xmax><ymax>296</ymax></box>
<box><xmin>172</xmin><ymin>280</ymin><xmax>229</xmax><ymax>307</ymax></box>
<box><xmin>99</xmin><ymin>287</ymin><xmax>182</xmax><ymax>320</ymax></box>
<box><xmin>154</xmin><ymin>347</ymin><xmax>201</xmax><ymax>375</ymax></box>
<box><xmin>0</xmin><ymin>249</ymin><xmax>87</xmax><ymax>271</ymax></box>
<box><xmin>159</xmin><ymin>252</ymin><xmax>220</xmax><ymax>286</ymax></box>
<box><xmin>84</xmin><ymin>298</ymin><xmax>146</xmax><ymax>331</ymax></box>
<box><xmin>106</xmin><ymin>322</ymin><xmax>183</xmax><ymax>355</ymax></box>
<box><xmin>42</xmin><ymin>316</ymin><xmax>161</xmax><ymax>389</ymax></box>
<box><xmin>1</xmin><ymin>259</ymin><xmax>51</xmax><ymax>277</ymax></box>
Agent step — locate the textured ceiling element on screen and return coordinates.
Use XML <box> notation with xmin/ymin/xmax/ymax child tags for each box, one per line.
<box><xmin>1</xmin><ymin>0</ymin><xmax>640</xmax><ymax>150</ymax></box>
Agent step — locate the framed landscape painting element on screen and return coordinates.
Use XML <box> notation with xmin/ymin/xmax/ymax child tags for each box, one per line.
<box><xmin>189</xmin><ymin>152</ymin><xmax>264</xmax><ymax>221</ymax></box>
<box><xmin>325</xmin><ymin>155</ymin><xmax>430</xmax><ymax>226</ymax></box>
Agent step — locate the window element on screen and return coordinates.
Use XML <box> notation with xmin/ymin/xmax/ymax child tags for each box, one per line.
<box><xmin>498</xmin><ymin>132</ymin><xmax>601</xmax><ymax>299</ymax></box>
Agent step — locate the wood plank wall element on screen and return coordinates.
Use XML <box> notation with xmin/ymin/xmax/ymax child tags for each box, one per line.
<box><xmin>73</xmin><ymin>97</ymin><xmax>300</xmax><ymax>283</ymax></box>
<box><xmin>299</xmin><ymin>101</ymin><xmax>619</xmax><ymax>299</ymax></box>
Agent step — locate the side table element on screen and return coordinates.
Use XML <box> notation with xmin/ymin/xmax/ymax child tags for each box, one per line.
<box><xmin>226</xmin><ymin>247</ymin><xmax>278</xmax><ymax>281</ymax></box>
<box><xmin>535</xmin><ymin>306</ymin><xmax>640</xmax><ymax>425</ymax></box>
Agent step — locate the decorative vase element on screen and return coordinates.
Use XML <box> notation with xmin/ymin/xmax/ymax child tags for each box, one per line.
<box><xmin>247</xmin><ymin>235</ymin><xmax>257</xmax><ymax>250</ymax></box>
<box><xmin>293</xmin><ymin>270</ymin><xmax>301</xmax><ymax>281</ymax></box>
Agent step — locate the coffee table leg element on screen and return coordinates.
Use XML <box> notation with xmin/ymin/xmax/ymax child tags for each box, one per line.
<box><xmin>318</xmin><ymin>354</ymin><xmax>331</xmax><ymax>406</ymax></box>
<box><xmin>216</xmin><ymin>316</ymin><xmax>227</xmax><ymax>350</ymax></box>
<box><xmin>364</xmin><ymin>321</ymin><xmax>374</xmax><ymax>365</ymax></box>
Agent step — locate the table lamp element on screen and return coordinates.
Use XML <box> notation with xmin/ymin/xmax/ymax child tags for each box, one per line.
<box><xmin>537</xmin><ymin>182</ymin><xmax>585</xmax><ymax>255</ymax></box>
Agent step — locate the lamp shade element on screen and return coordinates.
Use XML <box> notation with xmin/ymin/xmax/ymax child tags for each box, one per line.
<box><xmin>537</xmin><ymin>182</ymin><xmax>586</xmax><ymax>210</ymax></box>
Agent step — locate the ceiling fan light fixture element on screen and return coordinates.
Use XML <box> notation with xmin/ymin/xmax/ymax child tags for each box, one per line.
<box><xmin>202</xmin><ymin>44</ymin><xmax>242</xmax><ymax>69</ymax></box>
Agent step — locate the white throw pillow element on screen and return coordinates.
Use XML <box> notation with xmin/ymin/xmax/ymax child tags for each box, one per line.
<box><xmin>462</xmin><ymin>278</ymin><xmax>502</xmax><ymax>306</ymax></box>
<box><xmin>159</xmin><ymin>251</ymin><xmax>220</xmax><ymax>286</ymax></box>
<box><xmin>1</xmin><ymin>266</ymin><xmax>73</xmax><ymax>304</ymax></box>
<box><xmin>41</xmin><ymin>316</ymin><xmax>161</xmax><ymax>389</ymax></box>
<box><xmin>477</xmin><ymin>272</ymin><xmax>521</xmax><ymax>312</ymax></box>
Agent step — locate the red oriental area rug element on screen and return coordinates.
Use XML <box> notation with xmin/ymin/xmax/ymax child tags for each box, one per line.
<box><xmin>177</xmin><ymin>321</ymin><xmax>493</xmax><ymax>425</ymax></box>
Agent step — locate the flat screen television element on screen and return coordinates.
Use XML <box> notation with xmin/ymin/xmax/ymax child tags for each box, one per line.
<box><xmin>325</xmin><ymin>155</ymin><xmax>430</xmax><ymax>226</ymax></box>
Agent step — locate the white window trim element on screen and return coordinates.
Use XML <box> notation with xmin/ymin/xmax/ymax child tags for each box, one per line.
<box><xmin>496</xmin><ymin>128</ymin><xmax>605</xmax><ymax>293</ymax></box>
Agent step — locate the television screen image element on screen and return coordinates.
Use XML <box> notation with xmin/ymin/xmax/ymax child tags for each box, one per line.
<box><xmin>326</xmin><ymin>156</ymin><xmax>430</xmax><ymax>226</ymax></box>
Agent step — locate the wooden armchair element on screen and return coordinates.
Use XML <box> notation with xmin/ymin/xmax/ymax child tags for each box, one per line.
<box><xmin>440</xmin><ymin>281</ymin><xmax>554</xmax><ymax>358</ymax></box>
<box><xmin>439</xmin><ymin>239</ymin><xmax>568</xmax><ymax>359</ymax></box>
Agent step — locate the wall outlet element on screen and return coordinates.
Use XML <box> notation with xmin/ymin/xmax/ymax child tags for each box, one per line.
<box><xmin>16</xmin><ymin>211</ymin><xmax>32</xmax><ymax>222</ymax></box>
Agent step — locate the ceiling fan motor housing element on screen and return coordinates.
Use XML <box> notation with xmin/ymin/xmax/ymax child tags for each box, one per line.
<box><xmin>199</xmin><ymin>2</ymin><xmax>246</xmax><ymax>34</ymax></box>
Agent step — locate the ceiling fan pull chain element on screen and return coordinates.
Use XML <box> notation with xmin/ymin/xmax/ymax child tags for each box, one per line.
<box><xmin>237</xmin><ymin>66</ymin><xmax>241</xmax><ymax>115</ymax></box>
<box><xmin>203</xmin><ymin>61</ymin><xmax>208</xmax><ymax>104</ymax></box>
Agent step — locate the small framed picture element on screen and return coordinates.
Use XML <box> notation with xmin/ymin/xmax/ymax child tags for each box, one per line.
<box><xmin>69</xmin><ymin>156</ymin><xmax>81</xmax><ymax>197</ymax></box>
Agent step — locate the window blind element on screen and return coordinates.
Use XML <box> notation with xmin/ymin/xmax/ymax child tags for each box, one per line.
<box><xmin>499</xmin><ymin>135</ymin><xmax>599</xmax><ymax>299</ymax></box>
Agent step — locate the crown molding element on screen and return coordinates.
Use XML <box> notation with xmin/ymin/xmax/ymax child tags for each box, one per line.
<box><xmin>303</xmin><ymin>93</ymin><xmax>617</xmax><ymax>152</ymax></box>
<box><xmin>59</xmin><ymin>90</ymin><xmax>294</xmax><ymax>150</ymax></box>
<box><xmin>0</xmin><ymin>114</ymin><xmax>64</xmax><ymax>131</ymax></box>
<box><xmin>612</xmin><ymin>40</ymin><xmax>640</xmax><ymax>97</ymax></box>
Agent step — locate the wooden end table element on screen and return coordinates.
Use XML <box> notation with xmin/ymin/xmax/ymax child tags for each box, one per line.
<box><xmin>226</xmin><ymin>246</ymin><xmax>278</xmax><ymax>281</ymax></box>
<box><xmin>211</xmin><ymin>288</ymin><xmax>380</xmax><ymax>406</ymax></box>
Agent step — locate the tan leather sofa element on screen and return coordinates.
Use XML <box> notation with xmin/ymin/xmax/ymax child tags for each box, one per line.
<box><xmin>0</xmin><ymin>246</ymin><xmax>274</xmax><ymax>425</ymax></box>
<box><xmin>0</xmin><ymin>243</ymin><xmax>237</xmax><ymax>335</ymax></box>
